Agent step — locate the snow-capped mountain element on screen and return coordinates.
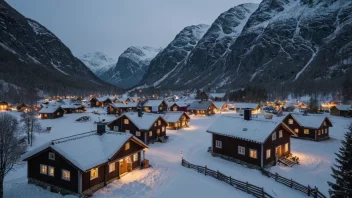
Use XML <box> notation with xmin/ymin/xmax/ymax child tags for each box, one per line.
<box><xmin>139</xmin><ymin>24</ymin><xmax>210</xmax><ymax>87</ymax></box>
<box><xmin>0</xmin><ymin>1</ymin><xmax>117</xmax><ymax>95</ymax></box>
<box><xmin>139</xmin><ymin>0</ymin><xmax>352</xmax><ymax>92</ymax></box>
<box><xmin>79</xmin><ymin>52</ymin><xmax>116</xmax><ymax>77</ymax></box>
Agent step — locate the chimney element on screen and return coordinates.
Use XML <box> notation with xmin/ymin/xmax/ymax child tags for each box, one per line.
<box><xmin>97</xmin><ymin>123</ymin><xmax>106</xmax><ymax>135</ymax></box>
<box><xmin>244</xmin><ymin>109</ymin><xmax>251</xmax><ymax>120</ymax></box>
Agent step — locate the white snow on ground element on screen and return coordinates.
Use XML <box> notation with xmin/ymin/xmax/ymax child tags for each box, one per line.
<box><xmin>3</xmin><ymin>110</ymin><xmax>351</xmax><ymax>198</ymax></box>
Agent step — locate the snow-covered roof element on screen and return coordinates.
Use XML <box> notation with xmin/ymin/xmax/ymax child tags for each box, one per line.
<box><xmin>334</xmin><ymin>105</ymin><xmax>352</xmax><ymax>111</ymax></box>
<box><xmin>38</xmin><ymin>105</ymin><xmax>62</xmax><ymax>113</ymax></box>
<box><xmin>289</xmin><ymin>114</ymin><xmax>332</xmax><ymax>129</ymax></box>
<box><xmin>162</xmin><ymin>111</ymin><xmax>189</xmax><ymax>123</ymax></box>
<box><xmin>22</xmin><ymin>131</ymin><xmax>147</xmax><ymax>171</ymax></box>
<box><xmin>167</xmin><ymin>102</ymin><xmax>188</xmax><ymax>108</ymax></box>
<box><xmin>110</xmin><ymin>102</ymin><xmax>139</xmax><ymax>108</ymax></box>
<box><xmin>119</xmin><ymin>97</ymin><xmax>129</xmax><ymax>102</ymax></box>
<box><xmin>61</xmin><ymin>104</ymin><xmax>85</xmax><ymax>109</ymax></box>
<box><xmin>143</xmin><ymin>100</ymin><xmax>165</xmax><ymax>107</ymax></box>
<box><xmin>96</xmin><ymin>96</ymin><xmax>111</xmax><ymax>102</ymax></box>
<box><xmin>234</xmin><ymin>103</ymin><xmax>259</xmax><ymax>109</ymax></box>
<box><xmin>187</xmin><ymin>101</ymin><xmax>213</xmax><ymax>110</ymax></box>
<box><xmin>117</xmin><ymin>112</ymin><xmax>166</xmax><ymax>130</ymax></box>
<box><xmin>213</xmin><ymin>101</ymin><xmax>226</xmax><ymax>109</ymax></box>
<box><xmin>208</xmin><ymin>93</ymin><xmax>226</xmax><ymax>98</ymax></box>
<box><xmin>207</xmin><ymin>115</ymin><xmax>291</xmax><ymax>143</ymax></box>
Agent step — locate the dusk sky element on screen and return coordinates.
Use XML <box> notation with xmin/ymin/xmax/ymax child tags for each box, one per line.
<box><xmin>6</xmin><ymin>0</ymin><xmax>261</xmax><ymax>58</ymax></box>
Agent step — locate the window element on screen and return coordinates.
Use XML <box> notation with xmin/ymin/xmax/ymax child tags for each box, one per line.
<box><xmin>40</xmin><ymin>164</ymin><xmax>47</xmax><ymax>175</ymax></box>
<box><xmin>96</xmin><ymin>101</ymin><xmax>99</xmax><ymax>106</ymax></box>
<box><xmin>62</xmin><ymin>169</ymin><xmax>70</xmax><ymax>181</ymax></box>
<box><xmin>288</xmin><ymin>119</ymin><xmax>293</xmax><ymax>124</ymax></box>
<box><xmin>113</xmin><ymin>126</ymin><xmax>119</xmax><ymax>131</ymax></box>
<box><xmin>48</xmin><ymin>152</ymin><xmax>55</xmax><ymax>160</ymax></box>
<box><xmin>136</xmin><ymin>131</ymin><xmax>141</xmax><ymax>136</ymax></box>
<box><xmin>266</xmin><ymin>149</ymin><xmax>271</xmax><ymax>159</ymax></box>
<box><xmin>44</xmin><ymin>114</ymin><xmax>47</xmax><ymax>118</ymax></box>
<box><xmin>125</xmin><ymin>130</ymin><xmax>130</xmax><ymax>133</ymax></box>
<box><xmin>90</xmin><ymin>168</ymin><xmax>98</xmax><ymax>180</ymax></box>
<box><xmin>109</xmin><ymin>163</ymin><xmax>115</xmax><ymax>173</ymax></box>
<box><xmin>133</xmin><ymin>153</ymin><xmax>138</xmax><ymax>162</ymax></box>
<box><xmin>294</xmin><ymin>128</ymin><xmax>299</xmax><ymax>133</ymax></box>
<box><xmin>149</xmin><ymin>131</ymin><xmax>152</xmax><ymax>137</ymax></box>
<box><xmin>238</xmin><ymin>146</ymin><xmax>245</xmax><ymax>155</ymax></box>
<box><xmin>158</xmin><ymin>120</ymin><xmax>161</xmax><ymax>126</ymax></box>
<box><xmin>154</xmin><ymin>123</ymin><xmax>157</xmax><ymax>127</ymax></box>
<box><xmin>318</xmin><ymin>130</ymin><xmax>321</xmax><ymax>135</ymax></box>
<box><xmin>48</xmin><ymin>166</ymin><xmax>54</xmax><ymax>177</ymax></box>
<box><xmin>215</xmin><ymin>140</ymin><xmax>222</xmax><ymax>148</ymax></box>
<box><xmin>285</xmin><ymin>143</ymin><xmax>289</xmax><ymax>152</ymax></box>
<box><xmin>325</xmin><ymin>128</ymin><xmax>328</xmax><ymax>134</ymax></box>
<box><xmin>157</xmin><ymin>129</ymin><xmax>160</xmax><ymax>134</ymax></box>
<box><xmin>272</xmin><ymin>133</ymin><xmax>276</xmax><ymax>141</ymax></box>
<box><xmin>125</xmin><ymin>142</ymin><xmax>130</xmax><ymax>150</ymax></box>
<box><xmin>279</xmin><ymin>130</ymin><xmax>283</xmax><ymax>138</ymax></box>
<box><xmin>324</xmin><ymin>121</ymin><xmax>326</xmax><ymax>126</ymax></box>
<box><xmin>249</xmin><ymin>149</ymin><xmax>257</xmax><ymax>159</ymax></box>
<box><xmin>162</xmin><ymin>127</ymin><xmax>165</xmax><ymax>132</ymax></box>
<box><xmin>304</xmin><ymin>129</ymin><xmax>309</xmax><ymax>134</ymax></box>
<box><xmin>124</xmin><ymin>119</ymin><xmax>129</xmax><ymax>124</ymax></box>
<box><xmin>56</xmin><ymin>112</ymin><xmax>60</xmax><ymax>116</ymax></box>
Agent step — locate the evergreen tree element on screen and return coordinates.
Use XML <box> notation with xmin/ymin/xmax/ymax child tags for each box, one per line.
<box><xmin>328</xmin><ymin>123</ymin><xmax>352</xmax><ymax>198</ymax></box>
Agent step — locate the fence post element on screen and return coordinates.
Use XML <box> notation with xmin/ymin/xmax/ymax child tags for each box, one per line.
<box><xmin>246</xmin><ymin>182</ymin><xmax>249</xmax><ymax>193</ymax></box>
<box><xmin>230</xmin><ymin>176</ymin><xmax>232</xmax><ymax>185</ymax></box>
<box><xmin>290</xmin><ymin>178</ymin><xmax>293</xmax><ymax>188</ymax></box>
<box><xmin>307</xmin><ymin>185</ymin><xmax>311</xmax><ymax>196</ymax></box>
<box><xmin>314</xmin><ymin>186</ymin><xmax>318</xmax><ymax>198</ymax></box>
<box><xmin>275</xmin><ymin>173</ymin><xmax>278</xmax><ymax>181</ymax></box>
<box><xmin>205</xmin><ymin>165</ymin><xmax>207</xmax><ymax>176</ymax></box>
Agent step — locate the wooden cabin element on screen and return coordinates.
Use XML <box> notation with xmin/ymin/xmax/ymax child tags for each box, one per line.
<box><xmin>283</xmin><ymin>114</ymin><xmax>333</xmax><ymax>141</ymax></box>
<box><xmin>206</xmin><ymin>113</ymin><xmax>295</xmax><ymax>168</ymax></box>
<box><xmin>16</xmin><ymin>103</ymin><xmax>30</xmax><ymax>112</ymax></box>
<box><xmin>213</xmin><ymin>101</ymin><xmax>228</xmax><ymax>113</ymax></box>
<box><xmin>187</xmin><ymin>101</ymin><xmax>216</xmax><ymax>116</ymax></box>
<box><xmin>90</xmin><ymin>96</ymin><xmax>113</xmax><ymax>108</ymax></box>
<box><xmin>22</xmin><ymin>128</ymin><xmax>148</xmax><ymax>196</ymax></box>
<box><xmin>234</xmin><ymin>103</ymin><xmax>260</xmax><ymax>114</ymax></box>
<box><xmin>108</xmin><ymin>112</ymin><xmax>168</xmax><ymax>144</ymax></box>
<box><xmin>118</xmin><ymin>97</ymin><xmax>131</xmax><ymax>104</ymax></box>
<box><xmin>142</xmin><ymin>100</ymin><xmax>168</xmax><ymax>113</ymax></box>
<box><xmin>0</xmin><ymin>101</ymin><xmax>9</xmax><ymax>111</ymax></box>
<box><xmin>330</xmin><ymin>105</ymin><xmax>352</xmax><ymax>117</ymax></box>
<box><xmin>107</xmin><ymin>102</ymin><xmax>139</xmax><ymax>115</ymax></box>
<box><xmin>163</xmin><ymin>111</ymin><xmax>190</xmax><ymax>130</ymax></box>
<box><xmin>39</xmin><ymin>106</ymin><xmax>64</xmax><ymax>119</ymax></box>
<box><xmin>61</xmin><ymin>105</ymin><xmax>86</xmax><ymax>114</ymax></box>
<box><xmin>168</xmin><ymin>102</ymin><xmax>189</xmax><ymax>112</ymax></box>
<box><xmin>208</xmin><ymin>93</ymin><xmax>226</xmax><ymax>101</ymax></box>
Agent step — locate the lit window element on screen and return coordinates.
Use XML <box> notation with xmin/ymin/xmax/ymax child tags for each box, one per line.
<box><xmin>62</xmin><ymin>169</ymin><xmax>70</xmax><ymax>181</ymax></box>
<box><xmin>56</xmin><ymin>112</ymin><xmax>60</xmax><ymax>116</ymax></box>
<box><xmin>90</xmin><ymin>168</ymin><xmax>98</xmax><ymax>180</ymax></box>
<box><xmin>304</xmin><ymin>129</ymin><xmax>309</xmax><ymax>134</ymax></box>
<box><xmin>266</xmin><ymin>149</ymin><xmax>271</xmax><ymax>159</ymax></box>
<box><xmin>48</xmin><ymin>152</ymin><xmax>55</xmax><ymax>160</ymax></box>
<box><xmin>318</xmin><ymin>130</ymin><xmax>321</xmax><ymax>135</ymax></box>
<box><xmin>324</xmin><ymin>121</ymin><xmax>326</xmax><ymax>126</ymax></box>
<box><xmin>109</xmin><ymin>163</ymin><xmax>115</xmax><ymax>173</ymax></box>
<box><xmin>294</xmin><ymin>128</ymin><xmax>299</xmax><ymax>133</ymax></box>
<box><xmin>325</xmin><ymin>128</ymin><xmax>328</xmax><ymax>134</ymax></box>
<box><xmin>149</xmin><ymin>131</ymin><xmax>152</xmax><ymax>137</ymax></box>
<box><xmin>238</xmin><ymin>146</ymin><xmax>245</xmax><ymax>155</ymax></box>
<box><xmin>249</xmin><ymin>149</ymin><xmax>257</xmax><ymax>159</ymax></box>
<box><xmin>136</xmin><ymin>131</ymin><xmax>141</xmax><ymax>136</ymax></box>
<box><xmin>272</xmin><ymin>133</ymin><xmax>276</xmax><ymax>141</ymax></box>
<box><xmin>215</xmin><ymin>140</ymin><xmax>222</xmax><ymax>148</ymax></box>
<box><xmin>40</xmin><ymin>164</ymin><xmax>47</xmax><ymax>175</ymax></box>
<box><xmin>125</xmin><ymin>142</ymin><xmax>130</xmax><ymax>150</ymax></box>
<box><xmin>124</xmin><ymin>119</ymin><xmax>129</xmax><ymax>124</ymax></box>
<box><xmin>154</xmin><ymin>123</ymin><xmax>157</xmax><ymax>127</ymax></box>
<box><xmin>279</xmin><ymin>130</ymin><xmax>283</xmax><ymax>138</ymax></box>
<box><xmin>44</xmin><ymin>114</ymin><xmax>47</xmax><ymax>118</ymax></box>
<box><xmin>113</xmin><ymin>126</ymin><xmax>119</xmax><ymax>131</ymax></box>
<box><xmin>158</xmin><ymin>120</ymin><xmax>161</xmax><ymax>126</ymax></box>
<box><xmin>285</xmin><ymin>143</ymin><xmax>289</xmax><ymax>152</ymax></box>
<box><xmin>133</xmin><ymin>153</ymin><xmax>138</xmax><ymax>162</ymax></box>
<box><xmin>48</xmin><ymin>166</ymin><xmax>54</xmax><ymax>177</ymax></box>
<box><xmin>157</xmin><ymin>129</ymin><xmax>160</xmax><ymax>134</ymax></box>
<box><xmin>162</xmin><ymin>127</ymin><xmax>165</xmax><ymax>132</ymax></box>
<box><xmin>288</xmin><ymin>119</ymin><xmax>293</xmax><ymax>124</ymax></box>
<box><xmin>125</xmin><ymin>130</ymin><xmax>130</xmax><ymax>133</ymax></box>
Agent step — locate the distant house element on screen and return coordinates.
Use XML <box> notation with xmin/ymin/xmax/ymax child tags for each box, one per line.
<box><xmin>0</xmin><ymin>101</ymin><xmax>9</xmax><ymax>111</ymax></box>
<box><xmin>206</xmin><ymin>113</ymin><xmax>295</xmax><ymax>167</ymax></box>
<box><xmin>39</xmin><ymin>106</ymin><xmax>64</xmax><ymax>119</ymax></box>
<box><xmin>90</xmin><ymin>96</ymin><xmax>113</xmax><ymax>108</ymax></box>
<box><xmin>107</xmin><ymin>112</ymin><xmax>168</xmax><ymax>144</ymax></box>
<box><xmin>284</xmin><ymin>102</ymin><xmax>307</xmax><ymax>112</ymax></box>
<box><xmin>234</xmin><ymin>103</ymin><xmax>260</xmax><ymax>114</ymax></box>
<box><xmin>213</xmin><ymin>101</ymin><xmax>228</xmax><ymax>113</ymax></box>
<box><xmin>129</xmin><ymin>97</ymin><xmax>140</xmax><ymax>103</ymax></box>
<box><xmin>330</xmin><ymin>105</ymin><xmax>352</xmax><ymax>117</ymax></box>
<box><xmin>283</xmin><ymin>114</ymin><xmax>333</xmax><ymax>141</ymax></box>
<box><xmin>142</xmin><ymin>100</ymin><xmax>168</xmax><ymax>113</ymax></box>
<box><xmin>168</xmin><ymin>102</ymin><xmax>189</xmax><ymax>112</ymax></box>
<box><xmin>16</xmin><ymin>103</ymin><xmax>30</xmax><ymax>112</ymax></box>
<box><xmin>107</xmin><ymin>102</ymin><xmax>139</xmax><ymax>115</ymax></box>
<box><xmin>118</xmin><ymin>97</ymin><xmax>131</xmax><ymax>104</ymax></box>
<box><xmin>163</xmin><ymin>111</ymin><xmax>190</xmax><ymax>130</ymax></box>
<box><xmin>22</xmin><ymin>127</ymin><xmax>148</xmax><ymax>196</ymax></box>
<box><xmin>208</xmin><ymin>93</ymin><xmax>226</xmax><ymax>101</ymax></box>
<box><xmin>187</xmin><ymin>101</ymin><xmax>216</xmax><ymax>116</ymax></box>
<box><xmin>61</xmin><ymin>104</ymin><xmax>86</xmax><ymax>114</ymax></box>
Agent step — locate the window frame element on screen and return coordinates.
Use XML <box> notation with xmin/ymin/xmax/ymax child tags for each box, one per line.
<box><xmin>62</xmin><ymin>169</ymin><xmax>70</xmax><ymax>181</ymax></box>
<box><xmin>90</xmin><ymin>168</ymin><xmax>99</xmax><ymax>180</ymax></box>
<box><xmin>266</xmin><ymin>149</ymin><xmax>271</xmax><ymax>159</ymax></box>
<box><xmin>272</xmin><ymin>132</ymin><xmax>276</xmax><ymax>141</ymax></box>
<box><xmin>238</xmin><ymin>146</ymin><xmax>245</xmax><ymax>155</ymax></box>
<box><xmin>40</xmin><ymin>164</ymin><xmax>48</xmax><ymax>175</ymax></box>
<box><xmin>124</xmin><ymin>119</ymin><xmax>129</xmax><ymax>124</ymax></box>
<box><xmin>279</xmin><ymin>130</ymin><xmax>283</xmax><ymax>138</ymax></box>
<box><xmin>158</xmin><ymin>120</ymin><xmax>161</xmax><ymax>126</ymax></box>
<box><xmin>304</xmin><ymin>129</ymin><xmax>309</xmax><ymax>134</ymax></box>
<box><xmin>294</xmin><ymin>128</ymin><xmax>299</xmax><ymax>133</ymax></box>
<box><xmin>285</xmin><ymin>143</ymin><xmax>289</xmax><ymax>152</ymax></box>
<box><xmin>113</xmin><ymin>126</ymin><xmax>119</xmax><ymax>131</ymax></box>
<box><xmin>157</xmin><ymin>129</ymin><xmax>160</xmax><ymax>134</ymax></box>
<box><xmin>109</xmin><ymin>163</ymin><xmax>115</xmax><ymax>173</ymax></box>
<box><xmin>288</xmin><ymin>119</ymin><xmax>293</xmax><ymax>125</ymax></box>
<box><xmin>125</xmin><ymin>129</ymin><xmax>130</xmax><ymax>133</ymax></box>
<box><xmin>136</xmin><ymin>131</ymin><xmax>141</xmax><ymax>136</ymax></box>
<box><xmin>48</xmin><ymin>166</ymin><xmax>55</xmax><ymax>177</ymax></box>
<box><xmin>215</xmin><ymin>140</ymin><xmax>222</xmax><ymax>149</ymax></box>
<box><xmin>249</xmin><ymin>149</ymin><xmax>257</xmax><ymax>159</ymax></box>
<box><xmin>48</xmin><ymin>152</ymin><xmax>55</xmax><ymax>160</ymax></box>
<box><xmin>125</xmin><ymin>142</ymin><xmax>130</xmax><ymax>150</ymax></box>
<box><xmin>133</xmin><ymin>153</ymin><xmax>138</xmax><ymax>162</ymax></box>
<box><xmin>149</xmin><ymin>131</ymin><xmax>152</xmax><ymax>137</ymax></box>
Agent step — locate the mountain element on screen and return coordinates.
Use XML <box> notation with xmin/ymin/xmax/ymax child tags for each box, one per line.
<box><xmin>0</xmin><ymin>1</ymin><xmax>120</xmax><ymax>98</ymax></box>
<box><xmin>139</xmin><ymin>1</ymin><xmax>352</xmax><ymax>93</ymax></box>
<box><xmin>139</xmin><ymin>24</ymin><xmax>210</xmax><ymax>87</ymax></box>
<box><xmin>79</xmin><ymin>52</ymin><xmax>116</xmax><ymax>79</ymax></box>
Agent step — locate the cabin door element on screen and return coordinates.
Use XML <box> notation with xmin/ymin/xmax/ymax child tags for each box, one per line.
<box><xmin>119</xmin><ymin>159</ymin><xmax>127</xmax><ymax>175</ymax></box>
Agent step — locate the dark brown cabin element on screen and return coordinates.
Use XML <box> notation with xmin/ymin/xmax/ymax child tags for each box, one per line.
<box><xmin>163</xmin><ymin>112</ymin><xmax>190</xmax><ymax>130</ymax></box>
<box><xmin>142</xmin><ymin>100</ymin><xmax>168</xmax><ymax>113</ymax></box>
<box><xmin>22</xmin><ymin>130</ymin><xmax>148</xmax><ymax>196</ymax></box>
<box><xmin>0</xmin><ymin>101</ymin><xmax>9</xmax><ymax>111</ymax></box>
<box><xmin>90</xmin><ymin>97</ymin><xmax>113</xmax><ymax>108</ymax></box>
<box><xmin>282</xmin><ymin>114</ymin><xmax>333</xmax><ymax>141</ymax></box>
<box><xmin>207</xmin><ymin>114</ymin><xmax>295</xmax><ymax>167</ymax></box>
<box><xmin>187</xmin><ymin>101</ymin><xmax>216</xmax><ymax>116</ymax></box>
<box><xmin>39</xmin><ymin>106</ymin><xmax>64</xmax><ymax>119</ymax></box>
<box><xmin>16</xmin><ymin>103</ymin><xmax>30</xmax><ymax>112</ymax></box>
<box><xmin>169</xmin><ymin>103</ymin><xmax>189</xmax><ymax>112</ymax></box>
<box><xmin>107</xmin><ymin>112</ymin><xmax>168</xmax><ymax>144</ymax></box>
<box><xmin>107</xmin><ymin>102</ymin><xmax>139</xmax><ymax>115</ymax></box>
<box><xmin>330</xmin><ymin>105</ymin><xmax>352</xmax><ymax>117</ymax></box>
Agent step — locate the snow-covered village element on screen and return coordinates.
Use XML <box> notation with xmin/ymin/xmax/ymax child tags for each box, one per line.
<box><xmin>1</xmin><ymin>0</ymin><xmax>352</xmax><ymax>198</ymax></box>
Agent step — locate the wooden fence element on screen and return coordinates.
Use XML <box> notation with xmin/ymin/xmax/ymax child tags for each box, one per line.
<box><xmin>261</xmin><ymin>169</ymin><xmax>326</xmax><ymax>198</ymax></box>
<box><xmin>181</xmin><ymin>158</ymin><xmax>273</xmax><ymax>198</ymax></box>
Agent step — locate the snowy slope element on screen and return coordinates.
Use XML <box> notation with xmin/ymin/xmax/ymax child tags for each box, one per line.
<box><xmin>79</xmin><ymin>52</ymin><xmax>116</xmax><ymax>76</ymax></box>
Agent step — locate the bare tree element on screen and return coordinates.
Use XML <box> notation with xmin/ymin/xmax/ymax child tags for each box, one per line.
<box><xmin>20</xmin><ymin>111</ymin><xmax>42</xmax><ymax>147</ymax></box>
<box><xmin>0</xmin><ymin>113</ymin><xmax>27</xmax><ymax>198</ymax></box>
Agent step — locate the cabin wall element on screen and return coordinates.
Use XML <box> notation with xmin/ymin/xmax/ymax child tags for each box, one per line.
<box><xmin>27</xmin><ymin>148</ymin><xmax>79</xmax><ymax>193</ymax></box>
<box><xmin>82</xmin><ymin>164</ymin><xmax>106</xmax><ymax>192</ymax></box>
